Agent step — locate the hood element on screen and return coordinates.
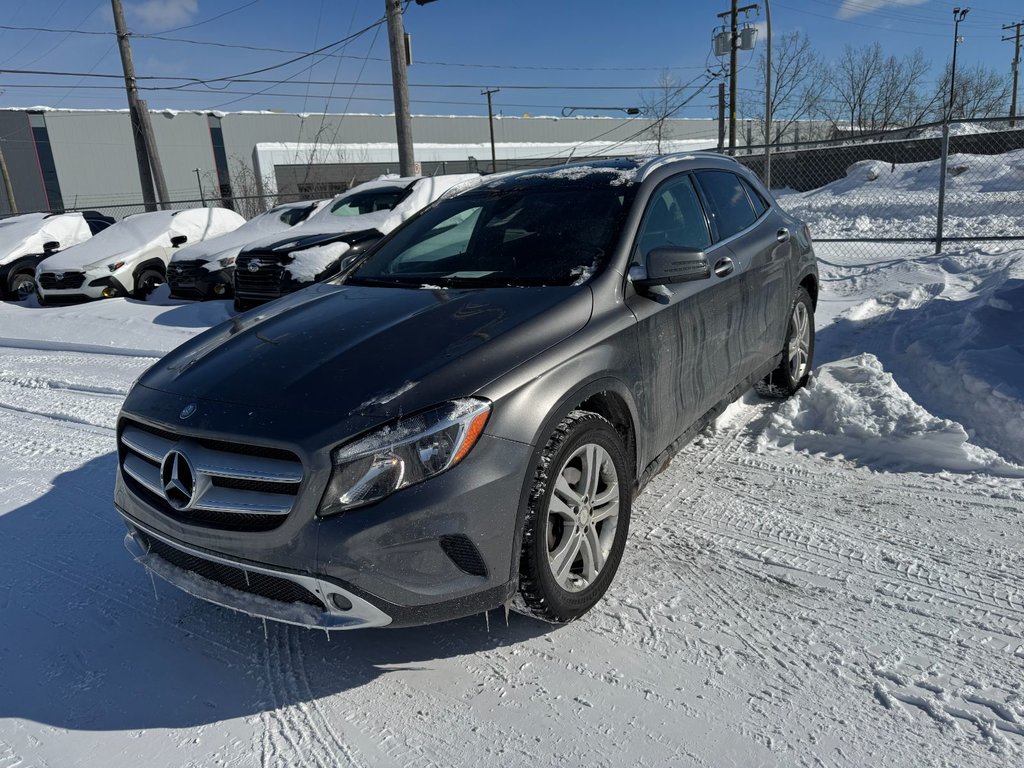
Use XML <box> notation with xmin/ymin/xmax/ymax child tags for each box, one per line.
<box><xmin>170</xmin><ymin>201</ymin><xmax>328</xmax><ymax>265</ymax></box>
<box><xmin>137</xmin><ymin>282</ymin><xmax>593</xmax><ymax>423</ymax></box>
<box><xmin>239</xmin><ymin>174</ymin><xmax>480</xmax><ymax>255</ymax></box>
<box><xmin>40</xmin><ymin>208</ymin><xmax>244</xmax><ymax>271</ymax></box>
<box><xmin>0</xmin><ymin>212</ymin><xmax>91</xmax><ymax>264</ymax></box>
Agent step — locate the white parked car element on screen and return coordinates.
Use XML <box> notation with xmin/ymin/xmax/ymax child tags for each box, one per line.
<box><xmin>233</xmin><ymin>174</ymin><xmax>479</xmax><ymax>309</ymax></box>
<box><xmin>0</xmin><ymin>211</ymin><xmax>114</xmax><ymax>300</ymax></box>
<box><xmin>167</xmin><ymin>200</ymin><xmax>330</xmax><ymax>301</ymax></box>
<box><xmin>35</xmin><ymin>207</ymin><xmax>244</xmax><ymax>304</ymax></box>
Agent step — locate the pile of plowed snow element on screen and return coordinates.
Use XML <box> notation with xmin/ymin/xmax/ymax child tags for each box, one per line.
<box><xmin>759</xmin><ymin>353</ymin><xmax>1024</xmax><ymax>476</ymax></box>
<box><xmin>777</xmin><ymin>148</ymin><xmax>1024</xmax><ymax>238</ymax></box>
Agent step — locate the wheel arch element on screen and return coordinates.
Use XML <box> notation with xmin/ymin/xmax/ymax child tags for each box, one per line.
<box><xmin>798</xmin><ymin>270</ymin><xmax>818</xmax><ymax>308</ymax></box>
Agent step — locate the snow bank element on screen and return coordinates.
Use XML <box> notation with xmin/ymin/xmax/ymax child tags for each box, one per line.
<box><xmin>759</xmin><ymin>354</ymin><xmax>1024</xmax><ymax>476</ymax></box>
<box><xmin>777</xmin><ymin>149</ymin><xmax>1024</xmax><ymax>239</ymax></box>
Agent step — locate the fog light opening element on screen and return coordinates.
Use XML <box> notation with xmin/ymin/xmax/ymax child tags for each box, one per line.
<box><xmin>102</xmin><ymin>287</ymin><xmax>117</xmax><ymax>298</ymax></box>
<box><xmin>214</xmin><ymin>284</ymin><xmax>226</xmax><ymax>295</ymax></box>
<box><xmin>330</xmin><ymin>593</ymin><xmax>353</xmax><ymax>612</ymax></box>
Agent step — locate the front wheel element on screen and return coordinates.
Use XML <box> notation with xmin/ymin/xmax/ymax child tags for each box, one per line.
<box><xmin>132</xmin><ymin>267</ymin><xmax>165</xmax><ymax>300</ymax></box>
<box><xmin>755</xmin><ymin>285</ymin><xmax>815</xmax><ymax>398</ymax></box>
<box><xmin>516</xmin><ymin>411</ymin><xmax>632</xmax><ymax>624</ymax></box>
<box><xmin>9</xmin><ymin>272</ymin><xmax>37</xmax><ymax>302</ymax></box>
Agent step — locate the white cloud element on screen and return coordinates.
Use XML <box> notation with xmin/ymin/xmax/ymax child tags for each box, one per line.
<box><xmin>128</xmin><ymin>0</ymin><xmax>199</xmax><ymax>30</ymax></box>
<box><xmin>838</xmin><ymin>0</ymin><xmax>929</xmax><ymax>20</ymax></box>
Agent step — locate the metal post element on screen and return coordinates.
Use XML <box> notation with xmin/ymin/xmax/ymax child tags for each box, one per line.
<box><xmin>0</xmin><ymin>142</ymin><xmax>17</xmax><ymax>215</ymax></box>
<box><xmin>482</xmin><ymin>88</ymin><xmax>499</xmax><ymax>174</ymax></box>
<box><xmin>937</xmin><ymin>8</ymin><xmax>968</xmax><ymax>255</ymax></box>
<box><xmin>764</xmin><ymin>0</ymin><xmax>772</xmax><ymax>187</ymax></box>
<box><xmin>111</xmin><ymin>0</ymin><xmax>159</xmax><ymax>211</ymax></box>
<box><xmin>1004</xmin><ymin>21</ymin><xmax>1023</xmax><ymax>128</ymax></box>
<box><xmin>385</xmin><ymin>0</ymin><xmax>416</xmax><ymax>176</ymax></box>
<box><xmin>194</xmin><ymin>168</ymin><xmax>206</xmax><ymax>206</ymax></box>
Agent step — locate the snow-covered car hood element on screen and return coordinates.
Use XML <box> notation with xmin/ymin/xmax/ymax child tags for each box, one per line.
<box><xmin>0</xmin><ymin>212</ymin><xmax>92</xmax><ymax>265</ymax></box>
<box><xmin>39</xmin><ymin>208</ymin><xmax>245</xmax><ymax>272</ymax></box>
<box><xmin>169</xmin><ymin>200</ymin><xmax>329</xmax><ymax>266</ymax></box>
<box><xmin>240</xmin><ymin>174</ymin><xmax>480</xmax><ymax>256</ymax></box>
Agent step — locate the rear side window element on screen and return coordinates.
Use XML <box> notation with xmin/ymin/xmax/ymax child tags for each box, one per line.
<box><xmin>636</xmin><ymin>175</ymin><xmax>711</xmax><ymax>258</ymax></box>
<box><xmin>740</xmin><ymin>178</ymin><xmax>769</xmax><ymax>217</ymax></box>
<box><xmin>695</xmin><ymin>171</ymin><xmax>757</xmax><ymax>241</ymax></box>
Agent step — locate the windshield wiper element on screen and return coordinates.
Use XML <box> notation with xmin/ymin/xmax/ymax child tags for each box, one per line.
<box><xmin>344</xmin><ymin>276</ymin><xmax>424</xmax><ymax>288</ymax></box>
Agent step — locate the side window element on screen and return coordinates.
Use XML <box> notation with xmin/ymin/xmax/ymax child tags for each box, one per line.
<box><xmin>696</xmin><ymin>170</ymin><xmax>757</xmax><ymax>241</ymax></box>
<box><xmin>740</xmin><ymin>178</ymin><xmax>769</xmax><ymax>218</ymax></box>
<box><xmin>635</xmin><ymin>175</ymin><xmax>711</xmax><ymax>260</ymax></box>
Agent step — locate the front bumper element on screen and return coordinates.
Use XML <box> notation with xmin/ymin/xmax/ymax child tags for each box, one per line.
<box><xmin>36</xmin><ymin>268</ymin><xmax>128</xmax><ymax>302</ymax></box>
<box><xmin>122</xmin><ymin>515</ymin><xmax>393</xmax><ymax>629</ymax></box>
<box><xmin>168</xmin><ymin>263</ymin><xmax>234</xmax><ymax>300</ymax></box>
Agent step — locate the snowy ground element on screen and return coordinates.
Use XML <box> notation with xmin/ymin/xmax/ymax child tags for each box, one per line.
<box><xmin>1</xmin><ymin>239</ymin><xmax>1023</xmax><ymax>767</ymax></box>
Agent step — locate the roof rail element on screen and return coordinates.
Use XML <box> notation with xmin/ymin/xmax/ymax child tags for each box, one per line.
<box><xmin>637</xmin><ymin>150</ymin><xmax>739</xmax><ymax>181</ymax></box>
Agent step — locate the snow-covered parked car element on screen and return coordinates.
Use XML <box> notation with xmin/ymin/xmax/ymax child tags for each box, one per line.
<box><xmin>232</xmin><ymin>174</ymin><xmax>479</xmax><ymax>309</ymax></box>
<box><xmin>36</xmin><ymin>207</ymin><xmax>244</xmax><ymax>304</ymax></box>
<box><xmin>0</xmin><ymin>211</ymin><xmax>114</xmax><ymax>300</ymax></box>
<box><xmin>167</xmin><ymin>200</ymin><xmax>329</xmax><ymax>301</ymax></box>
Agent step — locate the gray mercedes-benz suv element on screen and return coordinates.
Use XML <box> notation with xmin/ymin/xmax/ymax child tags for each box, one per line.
<box><xmin>115</xmin><ymin>154</ymin><xmax>818</xmax><ymax>629</ymax></box>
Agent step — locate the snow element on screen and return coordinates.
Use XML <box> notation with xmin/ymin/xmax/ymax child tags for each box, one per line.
<box><xmin>284</xmin><ymin>240</ymin><xmax>351</xmax><ymax>283</ymax></box>
<box><xmin>0</xmin><ymin>212</ymin><xmax>92</xmax><ymax>266</ymax></box>
<box><xmin>169</xmin><ymin>200</ymin><xmax>330</xmax><ymax>270</ymax></box>
<box><xmin>39</xmin><ymin>208</ymin><xmax>245</xmax><ymax>271</ymax></box>
<box><xmin>1</xmin><ymin>151</ymin><xmax>1024</xmax><ymax>765</ymax></box>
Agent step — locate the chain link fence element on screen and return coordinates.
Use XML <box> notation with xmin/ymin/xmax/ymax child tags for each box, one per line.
<box><xmin>4</xmin><ymin>117</ymin><xmax>1022</xmax><ymax>265</ymax></box>
<box><xmin>735</xmin><ymin>116</ymin><xmax>1024</xmax><ymax>263</ymax></box>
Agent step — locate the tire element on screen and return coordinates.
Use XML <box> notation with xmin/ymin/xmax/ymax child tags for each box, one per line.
<box><xmin>516</xmin><ymin>410</ymin><xmax>632</xmax><ymax>624</ymax></box>
<box><xmin>755</xmin><ymin>285</ymin><xmax>815</xmax><ymax>398</ymax></box>
<box><xmin>132</xmin><ymin>267</ymin><xmax>164</xmax><ymax>300</ymax></box>
<box><xmin>8</xmin><ymin>271</ymin><xmax>37</xmax><ymax>302</ymax></box>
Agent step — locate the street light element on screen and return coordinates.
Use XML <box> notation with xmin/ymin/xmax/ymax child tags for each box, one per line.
<box><xmin>948</xmin><ymin>7</ymin><xmax>970</xmax><ymax>121</ymax></box>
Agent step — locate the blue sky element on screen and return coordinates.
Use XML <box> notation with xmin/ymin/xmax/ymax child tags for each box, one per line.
<box><xmin>0</xmin><ymin>0</ymin><xmax>1020</xmax><ymax>118</ymax></box>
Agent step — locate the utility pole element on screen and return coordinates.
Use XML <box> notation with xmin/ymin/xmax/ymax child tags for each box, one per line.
<box><xmin>0</xmin><ymin>141</ymin><xmax>16</xmax><ymax>215</ymax></box>
<box><xmin>482</xmin><ymin>88</ymin><xmax>499</xmax><ymax>173</ymax></box>
<box><xmin>1004</xmin><ymin>21</ymin><xmax>1023</xmax><ymax>128</ymax></box>
<box><xmin>111</xmin><ymin>0</ymin><xmax>168</xmax><ymax>210</ymax></box>
<box><xmin>385</xmin><ymin>0</ymin><xmax>417</xmax><ymax>176</ymax></box>
<box><xmin>717</xmin><ymin>81</ymin><xmax>726</xmax><ymax>152</ymax></box>
<box><xmin>764</xmin><ymin>0</ymin><xmax>772</xmax><ymax>187</ymax></box>
<box><xmin>717</xmin><ymin>1</ymin><xmax>759</xmax><ymax>155</ymax></box>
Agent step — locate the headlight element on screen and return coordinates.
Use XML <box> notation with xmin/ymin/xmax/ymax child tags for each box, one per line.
<box><xmin>216</xmin><ymin>255</ymin><xmax>237</xmax><ymax>269</ymax></box>
<box><xmin>318</xmin><ymin>398</ymin><xmax>490</xmax><ymax>516</ymax></box>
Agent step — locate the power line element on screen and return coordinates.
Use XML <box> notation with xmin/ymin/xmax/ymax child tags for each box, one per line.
<box><xmin>152</xmin><ymin>1</ymin><xmax>261</xmax><ymax>35</ymax></box>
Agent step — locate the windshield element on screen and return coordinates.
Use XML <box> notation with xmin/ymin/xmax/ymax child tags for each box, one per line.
<box><xmin>345</xmin><ymin>185</ymin><xmax>635</xmax><ymax>288</ymax></box>
<box><xmin>330</xmin><ymin>186</ymin><xmax>409</xmax><ymax>217</ymax></box>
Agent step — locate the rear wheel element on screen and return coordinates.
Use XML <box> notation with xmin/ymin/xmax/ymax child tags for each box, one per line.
<box><xmin>755</xmin><ymin>286</ymin><xmax>815</xmax><ymax>398</ymax></box>
<box><xmin>9</xmin><ymin>271</ymin><xmax>36</xmax><ymax>302</ymax></box>
<box><xmin>516</xmin><ymin>411</ymin><xmax>632</xmax><ymax>624</ymax></box>
<box><xmin>132</xmin><ymin>266</ymin><xmax>164</xmax><ymax>300</ymax></box>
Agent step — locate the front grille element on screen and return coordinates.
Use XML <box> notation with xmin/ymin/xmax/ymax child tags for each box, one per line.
<box><xmin>167</xmin><ymin>261</ymin><xmax>205</xmax><ymax>297</ymax></box>
<box><xmin>139</xmin><ymin>531</ymin><xmax>323</xmax><ymax>609</ymax></box>
<box><xmin>38</xmin><ymin>271</ymin><xmax>86</xmax><ymax>289</ymax></box>
<box><xmin>235</xmin><ymin>253</ymin><xmax>287</xmax><ymax>299</ymax></box>
<box><xmin>439</xmin><ymin>535</ymin><xmax>488</xmax><ymax>577</ymax></box>
<box><xmin>118</xmin><ymin>418</ymin><xmax>304</xmax><ymax>532</ymax></box>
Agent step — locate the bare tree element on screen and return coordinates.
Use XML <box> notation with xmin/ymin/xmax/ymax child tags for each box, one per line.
<box><xmin>751</xmin><ymin>29</ymin><xmax>829</xmax><ymax>144</ymax></box>
<box><xmin>935</xmin><ymin>62</ymin><xmax>1012</xmax><ymax>120</ymax></box>
<box><xmin>202</xmin><ymin>156</ymin><xmax>278</xmax><ymax>219</ymax></box>
<box><xmin>639</xmin><ymin>70</ymin><xmax>688</xmax><ymax>153</ymax></box>
<box><xmin>825</xmin><ymin>44</ymin><xmax>936</xmax><ymax>134</ymax></box>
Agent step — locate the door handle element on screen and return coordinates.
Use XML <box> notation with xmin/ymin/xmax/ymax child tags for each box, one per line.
<box><xmin>776</xmin><ymin>227</ymin><xmax>790</xmax><ymax>243</ymax></box>
<box><xmin>713</xmin><ymin>257</ymin><xmax>734</xmax><ymax>277</ymax></box>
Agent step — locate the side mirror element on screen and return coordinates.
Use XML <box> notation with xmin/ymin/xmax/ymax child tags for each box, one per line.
<box><xmin>632</xmin><ymin>246</ymin><xmax>710</xmax><ymax>289</ymax></box>
<box><xmin>170</xmin><ymin>235</ymin><xmax>188</xmax><ymax>248</ymax></box>
<box><xmin>43</xmin><ymin>241</ymin><xmax>60</xmax><ymax>252</ymax></box>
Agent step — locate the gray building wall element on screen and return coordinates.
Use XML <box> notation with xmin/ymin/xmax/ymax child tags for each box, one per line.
<box><xmin>0</xmin><ymin>108</ymin><xmax>724</xmax><ymax>217</ymax></box>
